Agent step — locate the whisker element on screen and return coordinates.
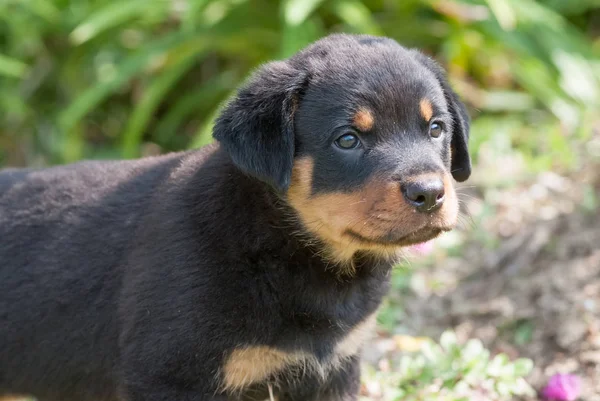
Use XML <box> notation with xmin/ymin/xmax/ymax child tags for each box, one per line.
<box><xmin>457</xmin><ymin>213</ymin><xmax>476</xmax><ymax>230</ymax></box>
<box><xmin>456</xmin><ymin>193</ymin><xmax>479</xmax><ymax>202</ymax></box>
<box><xmin>347</xmin><ymin>198</ymin><xmax>367</xmax><ymax>206</ymax></box>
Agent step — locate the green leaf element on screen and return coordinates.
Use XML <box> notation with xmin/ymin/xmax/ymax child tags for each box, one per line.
<box><xmin>512</xmin><ymin>358</ymin><xmax>534</xmax><ymax>377</ymax></box>
<box><xmin>513</xmin><ymin>377</ymin><xmax>537</xmax><ymax>396</ymax></box>
<box><xmin>461</xmin><ymin>338</ymin><xmax>485</xmax><ymax>363</ymax></box>
<box><xmin>399</xmin><ymin>355</ymin><xmax>414</xmax><ymax>377</ymax></box>
<box><xmin>0</xmin><ymin>54</ymin><xmax>30</xmax><ymax>78</ymax></box>
<box><xmin>439</xmin><ymin>330</ymin><xmax>458</xmax><ymax>352</ymax></box>
<box><xmin>330</xmin><ymin>0</ymin><xmax>383</xmax><ymax>35</ymax></box>
<box><xmin>582</xmin><ymin>184</ymin><xmax>598</xmax><ymax>213</ymax></box>
<box><xmin>485</xmin><ymin>0</ymin><xmax>516</xmax><ymax>30</ymax></box>
<box><xmin>544</xmin><ymin>0</ymin><xmax>600</xmax><ymax>14</ymax></box>
<box><xmin>420</xmin><ymin>340</ymin><xmax>442</xmax><ymax>364</ymax></box>
<box><xmin>553</xmin><ymin>49</ymin><xmax>600</xmax><ymax>105</ymax></box>
<box><xmin>121</xmin><ymin>52</ymin><xmax>200</xmax><ymax>158</ymax></box>
<box><xmin>181</xmin><ymin>0</ymin><xmax>212</xmax><ymax>32</ymax></box>
<box><xmin>70</xmin><ymin>0</ymin><xmax>170</xmax><ymax>45</ymax></box>
<box><xmin>19</xmin><ymin>0</ymin><xmax>60</xmax><ymax>22</ymax></box>
<box><xmin>513</xmin><ymin>320</ymin><xmax>534</xmax><ymax>345</ymax></box>
<box><xmin>495</xmin><ymin>381</ymin><xmax>512</xmax><ymax>397</ymax></box>
<box><xmin>59</xmin><ymin>31</ymin><xmax>193</xmax><ymax>137</ymax></box>
<box><xmin>487</xmin><ymin>353</ymin><xmax>510</xmax><ymax>377</ymax></box>
<box><xmin>279</xmin><ymin>17</ymin><xmax>325</xmax><ymax>58</ymax></box>
<box><xmin>153</xmin><ymin>70</ymin><xmax>239</xmax><ymax>144</ymax></box>
<box><xmin>282</xmin><ymin>0</ymin><xmax>325</xmax><ymax>26</ymax></box>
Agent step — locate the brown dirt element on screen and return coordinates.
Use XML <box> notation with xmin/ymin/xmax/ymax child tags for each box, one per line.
<box><xmin>363</xmin><ymin>143</ymin><xmax>600</xmax><ymax>399</ymax></box>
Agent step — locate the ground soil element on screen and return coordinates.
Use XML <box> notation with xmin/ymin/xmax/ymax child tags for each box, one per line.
<box><xmin>362</xmin><ymin>146</ymin><xmax>600</xmax><ymax>399</ymax></box>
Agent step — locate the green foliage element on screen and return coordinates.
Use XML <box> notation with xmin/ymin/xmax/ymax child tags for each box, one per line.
<box><xmin>1</xmin><ymin>0</ymin><xmax>597</xmax><ymax>395</ymax></box>
<box><xmin>362</xmin><ymin>331</ymin><xmax>536</xmax><ymax>401</ymax></box>
<box><xmin>0</xmin><ymin>0</ymin><xmax>598</xmax><ymax>169</ymax></box>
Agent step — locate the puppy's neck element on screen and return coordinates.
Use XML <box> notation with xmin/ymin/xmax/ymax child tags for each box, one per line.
<box><xmin>274</xmin><ymin>188</ymin><xmax>400</xmax><ymax>279</ymax></box>
<box><xmin>196</xmin><ymin>148</ymin><xmax>396</xmax><ymax>278</ymax></box>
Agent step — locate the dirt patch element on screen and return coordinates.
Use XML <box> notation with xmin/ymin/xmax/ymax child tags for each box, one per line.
<box><xmin>364</xmin><ymin>152</ymin><xmax>600</xmax><ymax>399</ymax></box>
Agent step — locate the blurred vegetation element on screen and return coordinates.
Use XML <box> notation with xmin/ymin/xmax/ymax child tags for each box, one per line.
<box><xmin>361</xmin><ymin>330</ymin><xmax>535</xmax><ymax>400</ymax></box>
<box><xmin>2</xmin><ymin>1</ymin><xmax>599</xmax><ymax>398</ymax></box>
<box><xmin>0</xmin><ymin>0</ymin><xmax>599</xmax><ymax>175</ymax></box>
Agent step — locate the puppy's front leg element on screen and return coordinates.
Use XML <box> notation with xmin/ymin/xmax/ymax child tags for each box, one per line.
<box><xmin>120</xmin><ymin>350</ymin><xmax>229</xmax><ymax>401</ymax></box>
<box><xmin>281</xmin><ymin>355</ymin><xmax>361</xmax><ymax>401</ymax></box>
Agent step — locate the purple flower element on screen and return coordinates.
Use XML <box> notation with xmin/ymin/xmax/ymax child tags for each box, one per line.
<box><xmin>542</xmin><ymin>374</ymin><xmax>581</xmax><ymax>401</ymax></box>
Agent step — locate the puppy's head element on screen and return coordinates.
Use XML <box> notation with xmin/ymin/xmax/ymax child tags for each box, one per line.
<box><xmin>214</xmin><ymin>34</ymin><xmax>471</xmax><ymax>265</ymax></box>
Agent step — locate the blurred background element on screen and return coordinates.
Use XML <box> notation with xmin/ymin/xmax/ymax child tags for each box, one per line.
<box><xmin>1</xmin><ymin>0</ymin><xmax>599</xmax><ymax>399</ymax></box>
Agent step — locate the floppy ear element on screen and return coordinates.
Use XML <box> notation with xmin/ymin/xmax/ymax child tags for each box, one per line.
<box><xmin>213</xmin><ymin>61</ymin><xmax>309</xmax><ymax>191</ymax></box>
<box><xmin>411</xmin><ymin>51</ymin><xmax>471</xmax><ymax>182</ymax></box>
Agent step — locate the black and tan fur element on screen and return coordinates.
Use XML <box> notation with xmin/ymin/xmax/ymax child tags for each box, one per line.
<box><xmin>0</xmin><ymin>34</ymin><xmax>471</xmax><ymax>401</ymax></box>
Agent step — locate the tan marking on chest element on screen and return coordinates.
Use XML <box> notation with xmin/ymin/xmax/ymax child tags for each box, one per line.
<box><xmin>221</xmin><ymin>346</ymin><xmax>311</xmax><ymax>392</ymax></box>
<box><xmin>221</xmin><ymin>312</ymin><xmax>378</xmax><ymax>393</ymax></box>
<box><xmin>333</xmin><ymin>312</ymin><xmax>377</xmax><ymax>361</ymax></box>
<box><xmin>420</xmin><ymin>98</ymin><xmax>433</xmax><ymax>121</ymax></box>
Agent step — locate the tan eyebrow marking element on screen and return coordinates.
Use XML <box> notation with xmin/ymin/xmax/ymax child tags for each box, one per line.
<box><xmin>352</xmin><ymin>108</ymin><xmax>374</xmax><ymax>131</ymax></box>
<box><xmin>419</xmin><ymin>99</ymin><xmax>433</xmax><ymax>121</ymax></box>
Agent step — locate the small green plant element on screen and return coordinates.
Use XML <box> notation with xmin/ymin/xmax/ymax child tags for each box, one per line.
<box><xmin>362</xmin><ymin>331</ymin><xmax>535</xmax><ymax>401</ymax></box>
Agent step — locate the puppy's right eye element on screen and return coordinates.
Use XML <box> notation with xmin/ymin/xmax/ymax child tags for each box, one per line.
<box><xmin>335</xmin><ymin>132</ymin><xmax>361</xmax><ymax>150</ymax></box>
<box><xmin>429</xmin><ymin>121</ymin><xmax>445</xmax><ymax>138</ymax></box>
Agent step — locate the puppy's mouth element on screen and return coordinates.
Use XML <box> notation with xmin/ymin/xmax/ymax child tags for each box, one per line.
<box><xmin>344</xmin><ymin>226</ymin><xmax>450</xmax><ymax>247</ymax></box>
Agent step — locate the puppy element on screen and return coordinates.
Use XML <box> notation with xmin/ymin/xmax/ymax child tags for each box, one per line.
<box><xmin>0</xmin><ymin>34</ymin><xmax>471</xmax><ymax>401</ymax></box>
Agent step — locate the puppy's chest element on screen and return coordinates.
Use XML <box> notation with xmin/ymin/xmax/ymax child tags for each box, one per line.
<box><xmin>219</xmin><ymin>255</ymin><xmax>390</xmax><ymax>396</ymax></box>
<box><xmin>220</xmin><ymin>311</ymin><xmax>378</xmax><ymax>395</ymax></box>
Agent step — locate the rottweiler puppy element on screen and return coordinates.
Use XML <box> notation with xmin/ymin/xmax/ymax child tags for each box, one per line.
<box><xmin>0</xmin><ymin>34</ymin><xmax>471</xmax><ymax>401</ymax></box>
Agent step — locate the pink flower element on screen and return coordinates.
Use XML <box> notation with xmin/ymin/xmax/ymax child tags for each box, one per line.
<box><xmin>542</xmin><ymin>374</ymin><xmax>581</xmax><ymax>401</ymax></box>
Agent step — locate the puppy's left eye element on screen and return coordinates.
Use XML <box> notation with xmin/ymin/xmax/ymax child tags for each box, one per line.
<box><xmin>429</xmin><ymin>121</ymin><xmax>445</xmax><ymax>138</ymax></box>
<box><xmin>335</xmin><ymin>132</ymin><xmax>361</xmax><ymax>149</ymax></box>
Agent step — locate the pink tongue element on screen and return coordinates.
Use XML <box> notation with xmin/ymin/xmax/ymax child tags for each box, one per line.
<box><xmin>408</xmin><ymin>240</ymin><xmax>434</xmax><ymax>255</ymax></box>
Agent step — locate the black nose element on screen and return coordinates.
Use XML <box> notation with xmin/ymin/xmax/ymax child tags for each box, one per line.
<box><xmin>402</xmin><ymin>178</ymin><xmax>445</xmax><ymax>213</ymax></box>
